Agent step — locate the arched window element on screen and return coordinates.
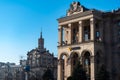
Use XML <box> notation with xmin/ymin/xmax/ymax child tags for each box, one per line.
<box><xmin>82</xmin><ymin>51</ymin><xmax>91</xmax><ymax>80</ymax></box>
<box><xmin>71</xmin><ymin>53</ymin><xmax>79</xmax><ymax>73</ymax></box>
<box><xmin>59</xmin><ymin>53</ymin><xmax>68</xmax><ymax>80</ymax></box>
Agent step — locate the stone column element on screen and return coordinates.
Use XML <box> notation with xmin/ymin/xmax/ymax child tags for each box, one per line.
<box><xmin>91</xmin><ymin>56</ymin><xmax>95</xmax><ymax>80</ymax></box>
<box><xmin>66</xmin><ymin>58</ymin><xmax>72</xmax><ymax>79</ymax></box>
<box><xmin>90</xmin><ymin>18</ymin><xmax>95</xmax><ymax>41</ymax></box>
<box><xmin>57</xmin><ymin>59</ymin><xmax>62</xmax><ymax>80</ymax></box>
<box><xmin>79</xmin><ymin>21</ymin><xmax>83</xmax><ymax>42</ymax></box>
<box><xmin>64</xmin><ymin>58</ymin><xmax>68</xmax><ymax>80</ymax></box>
<box><xmin>58</xmin><ymin>26</ymin><xmax>62</xmax><ymax>46</ymax></box>
<box><xmin>68</xmin><ymin>24</ymin><xmax>72</xmax><ymax>44</ymax></box>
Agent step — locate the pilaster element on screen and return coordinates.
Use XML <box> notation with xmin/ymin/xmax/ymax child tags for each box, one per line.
<box><xmin>90</xmin><ymin>18</ymin><xmax>95</xmax><ymax>41</ymax></box>
<box><xmin>58</xmin><ymin>26</ymin><xmax>62</xmax><ymax>46</ymax></box>
<box><xmin>79</xmin><ymin>21</ymin><xmax>83</xmax><ymax>42</ymax></box>
<box><xmin>57</xmin><ymin>59</ymin><xmax>62</xmax><ymax>80</ymax></box>
<box><xmin>91</xmin><ymin>56</ymin><xmax>95</xmax><ymax>80</ymax></box>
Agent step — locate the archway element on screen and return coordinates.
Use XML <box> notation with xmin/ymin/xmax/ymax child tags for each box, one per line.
<box><xmin>82</xmin><ymin>51</ymin><xmax>91</xmax><ymax>80</ymax></box>
<box><xmin>70</xmin><ymin>52</ymin><xmax>79</xmax><ymax>73</ymax></box>
<box><xmin>59</xmin><ymin>53</ymin><xmax>68</xmax><ymax>80</ymax></box>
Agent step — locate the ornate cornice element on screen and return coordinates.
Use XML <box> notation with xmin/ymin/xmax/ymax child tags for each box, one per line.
<box><xmin>58</xmin><ymin>10</ymin><xmax>93</xmax><ymax>23</ymax></box>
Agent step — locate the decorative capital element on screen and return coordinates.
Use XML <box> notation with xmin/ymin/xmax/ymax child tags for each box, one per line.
<box><xmin>68</xmin><ymin>23</ymin><xmax>71</xmax><ymax>27</ymax></box>
<box><xmin>90</xmin><ymin>18</ymin><xmax>96</xmax><ymax>24</ymax></box>
<box><xmin>58</xmin><ymin>59</ymin><xmax>62</xmax><ymax>65</ymax></box>
<box><xmin>58</xmin><ymin>26</ymin><xmax>62</xmax><ymax>31</ymax></box>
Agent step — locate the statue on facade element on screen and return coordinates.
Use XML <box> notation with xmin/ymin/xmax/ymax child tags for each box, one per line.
<box><xmin>67</xmin><ymin>1</ymin><xmax>81</xmax><ymax>15</ymax></box>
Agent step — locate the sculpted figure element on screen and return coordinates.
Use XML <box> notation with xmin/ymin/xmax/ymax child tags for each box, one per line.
<box><xmin>67</xmin><ymin>1</ymin><xmax>81</xmax><ymax>15</ymax></box>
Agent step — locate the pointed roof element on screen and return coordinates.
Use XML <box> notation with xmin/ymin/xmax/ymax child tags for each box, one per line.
<box><xmin>40</xmin><ymin>31</ymin><xmax>42</xmax><ymax>38</ymax></box>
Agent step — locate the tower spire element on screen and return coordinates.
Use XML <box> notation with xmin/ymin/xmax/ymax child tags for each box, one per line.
<box><xmin>38</xmin><ymin>28</ymin><xmax>44</xmax><ymax>49</ymax></box>
<box><xmin>40</xmin><ymin>27</ymin><xmax>42</xmax><ymax>38</ymax></box>
<box><xmin>40</xmin><ymin>31</ymin><xmax>42</xmax><ymax>38</ymax></box>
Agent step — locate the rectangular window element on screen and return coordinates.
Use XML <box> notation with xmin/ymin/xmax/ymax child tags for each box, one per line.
<box><xmin>95</xmin><ymin>31</ymin><xmax>101</xmax><ymax>41</ymax></box>
<box><xmin>96</xmin><ymin>31</ymin><xmax>100</xmax><ymax>37</ymax></box>
<box><xmin>84</xmin><ymin>26</ymin><xmax>90</xmax><ymax>41</ymax></box>
<box><xmin>85</xmin><ymin>34</ymin><xmax>89</xmax><ymax>41</ymax></box>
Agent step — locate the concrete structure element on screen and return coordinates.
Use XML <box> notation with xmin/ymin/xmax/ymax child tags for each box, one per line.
<box><xmin>57</xmin><ymin>1</ymin><xmax>120</xmax><ymax>80</ymax></box>
<box><xmin>26</xmin><ymin>32</ymin><xmax>57</xmax><ymax>80</ymax></box>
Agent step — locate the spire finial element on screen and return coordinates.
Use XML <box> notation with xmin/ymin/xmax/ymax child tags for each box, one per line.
<box><xmin>40</xmin><ymin>27</ymin><xmax>42</xmax><ymax>38</ymax></box>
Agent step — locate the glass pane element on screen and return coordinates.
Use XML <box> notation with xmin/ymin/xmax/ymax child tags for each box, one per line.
<box><xmin>96</xmin><ymin>31</ymin><xmax>100</xmax><ymax>37</ymax></box>
<box><xmin>85</xmin><ymin>34</ymin><xmax>89</xmax><ymax>41</ymax></box>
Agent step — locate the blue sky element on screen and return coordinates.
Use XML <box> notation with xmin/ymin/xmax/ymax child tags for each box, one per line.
<box><xmin>0</xmin><ymin>0</ymin><xmax>120</xmax><ymax>64</ymax></box>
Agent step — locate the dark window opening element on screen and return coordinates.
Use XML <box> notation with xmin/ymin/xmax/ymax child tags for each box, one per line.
<box><xmin>84</xmin><ymin>26</ymin><xmax>90</xmax><ymax>41</ymax></box>
<box><xmin>71</xmin><ymin>53</ymin><xmax>79</xmax><ymax>73</ymax></box>
<box><xmin>83</xmin><ymin>52</ymin><xmax>90</xmax><ymax>80</ymax></box>
<box><xmin>72</xmin><ymin>23</ymin><xmax>79</xmax><ymax>44</ymax></box>
<box><xmin>95</xmin><ymin>23</ymin><xmax>99</xmax><ymax>29</ymax></box>
<box><xmin>96</xmin><ymin>31</ymin><xmax>100</xmax><ymax>41</ymax></box>
<box><xmin>62</xmin><ymin>28</ymin><xmax>64</xmax><ymax>45</ymax></box>
<box><xmin>72</xmin><ymin>53</ymin><xmax>78</xmax><ymax>66</ymax></box>
<box><xmin>96</xmin><ymin>31</ymin><xmax>100</xmax><ymax>37</ymax></box>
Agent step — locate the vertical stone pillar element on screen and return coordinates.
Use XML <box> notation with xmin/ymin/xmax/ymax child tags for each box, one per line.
<box><xmin>90</xmin><ymin>18</ymin><xmax>95</xmax><ymax>41</ymax></box>
<box><xmin>64</xmin><ymin>58</ymin><xmax>68</xmax><ymax>80</ymax></box>
<box><xmin>68</xmin><ymin>24</ymin><xmax>72</xmax><ymax>44</ymax></box>
<box><xmin>79</xmin><ymin>21</ymin><xmax>83</xmax><ymax>42</ymax></box>
<box><xmin>91</xmin><ymin>56</ymin><xmax>95</xmax><ymax>80</ymax></box>
<box><xmin>67</xmin><ymin>58</ymin><xmax>72</xmax><ymax>79</ymax></box>
<box><xmin>58</xmin><ymin>26</ymin><xmax>62</xmax><ymax>46</ymax></box>
<box><xmin>57</xmin><ymin>59</ymin><xmax>62</xmax><ymax>80</ymax></box>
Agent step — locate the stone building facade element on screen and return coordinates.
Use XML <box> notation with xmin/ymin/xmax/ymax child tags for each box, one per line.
<box><xmin>57</xmin><ymin>1</ymin><xmax>120</xmax><ymax>80</ymax></box>
<box><xmin>0</xmin><ymin>62</ymin><xmax>24</xmax><ymax>80</ymax></box>
<box><xmin>27</xmin><ymin>32</ymin><xmax>57</xmax><ymax>80</ymax></box>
